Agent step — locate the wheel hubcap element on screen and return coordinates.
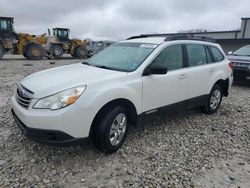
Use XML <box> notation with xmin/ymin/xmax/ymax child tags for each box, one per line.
<box><xmin>54</xmin><ymin>48</ymin><xmax>61</xmax><ymax>56</ymax></box>
<box><xmin>109</xmin><ymin>113</ymin><xmax>127</xmax><ymax>146</ymax></box>
<box><xmin>210</xmin><ymin>89</ymin><xmax>221</xmax><ymax>110</ymax></box>
<box><xmin>79</xmin><ymin>49</ymin><xmax>86</xmax><ymax>56</ymax></box>
<box><xmin>32</xmin><ymin>48</ymin><xmax>41</xmax><ymax>56</ymax></box>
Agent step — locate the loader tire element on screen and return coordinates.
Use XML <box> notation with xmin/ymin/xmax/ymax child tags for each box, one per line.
<box><xmin>0</xmin><ymin>44</ymin><xmax>4</xmax><ymax>60</ymax></box>
<box><xmin>23</xmin><ymin>50</ymin><xmax>28</xmax><ymax>59</ymax></box>
<box><xmin>25</xmin><ymin>43</ymin><xmax>45</xmax><ymax>60</ymax></box>
<box><xmin>73</xmin><ymin>45</ymin><xmax>87</xmax><ymax>59</ymax></box>
<box><xmin>51</xmin><ymin>45</ymin><xmax>63</xmax><ymax>59</ymax></box>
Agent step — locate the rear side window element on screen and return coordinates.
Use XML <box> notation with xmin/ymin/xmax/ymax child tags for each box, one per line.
<box><xmin>209</xmin><ymin>46</ymin><xmax>224</xmax><ymax>62</ymax></box>
<box><xmin>186</xmin><ymin>44</ymin><xmax>207</xmax><ymax>67</ymax></box>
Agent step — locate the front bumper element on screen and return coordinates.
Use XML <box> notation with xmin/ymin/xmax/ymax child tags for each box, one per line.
<box><xmin>12</xmin><ymin>109</ymin><xmax>88</xmax><ymax>146</ymax></box>
<box><xmin>11</xmin><ymin>95</ymin><xmax>94</xmax><ymax>138</ymax></box>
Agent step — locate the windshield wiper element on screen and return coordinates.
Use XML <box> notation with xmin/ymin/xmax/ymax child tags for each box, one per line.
<box><xmin>82</xmin><ymin>61</ymin><xmax>90</xmax><ymax>65</ymax></box>
<box><xmin>232</xmin><ymin>54</ymin><xmax>250</xmax><ymax>57</ymax></box>
<box><xmin>94</xmin><ymin>65</ymin><xmax>114</xmax><ymax>70</ymax></box>
<box><xmin>83</xmin><ymin>62</ymin><xmax>124</xmax><ymax>72</ymax></box>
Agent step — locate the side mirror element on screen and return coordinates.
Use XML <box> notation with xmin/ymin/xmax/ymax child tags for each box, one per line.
<box><xmin>143</xmin><ymin>63</ymin><xmax>168</xmax><ymax>76</ymax></box>
<box><xmin>228</xmin><ymin>51</ymin><xmax>233</xmax><ymax>55</ymax></box>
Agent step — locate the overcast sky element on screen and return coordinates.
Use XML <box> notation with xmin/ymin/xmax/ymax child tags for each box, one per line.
<box><xmin>0</xmin><ymin>0</ymin><xmax>249</xmax><ymax>41</ymax></box>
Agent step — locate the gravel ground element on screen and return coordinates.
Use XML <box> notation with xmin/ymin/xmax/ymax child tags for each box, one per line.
<box><xmin>0</xmin><ymin>55</ymin><xmax>250</xmax><ymax>188</ymax></box>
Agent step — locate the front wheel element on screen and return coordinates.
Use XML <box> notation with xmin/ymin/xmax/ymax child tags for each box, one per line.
<box><xmin>51</xmin><ymin>45</ymin><xmax>63</xmax><ymax>59</ymax></box>
<box><xmin>92</xmin><ymin>106</ymin><xmax>128</xmax><ymax>153</ymax></box>
<box><xmin>203</xmin><ymin>84</ymin><xmax>223</xmax><ymax>114</ymax></box>
<box><xmin>25</xmin><ymin>43</ymin><xmax>45</xmax><ymax>60</ymax></box>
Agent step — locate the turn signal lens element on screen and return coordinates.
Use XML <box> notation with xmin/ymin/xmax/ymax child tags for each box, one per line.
<box><xmin>66</xmin><ymin>95</ymin><xmax>81</xmax><ymax>105</ymax></box>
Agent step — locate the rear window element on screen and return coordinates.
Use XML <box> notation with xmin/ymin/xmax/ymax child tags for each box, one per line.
<box><xmin>209</xmin><ymin>46</ymin><xmax>224</xmax><ymax>62</ymax></box>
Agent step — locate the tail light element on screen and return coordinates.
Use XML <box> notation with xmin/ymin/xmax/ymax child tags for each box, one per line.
<box><xmin>228</xmin><ymin>62</ymin><xmax>234</xmax><ymax>69</ymax></box>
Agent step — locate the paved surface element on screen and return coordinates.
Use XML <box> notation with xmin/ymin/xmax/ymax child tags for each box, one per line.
<box><xmin>0</xmin><ymin>55</ymin><xmax>250</xmax><ymax>187</ymax></box>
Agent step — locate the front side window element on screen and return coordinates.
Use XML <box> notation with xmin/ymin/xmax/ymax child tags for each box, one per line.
<box><xmin>54</xmin><ymin>30</ymin><xmax>68</xmax><ymax>37</ymax></box>
<box><xmin>186</xmin><ymin>44</ymin><xmax>207</xmax><ymax>67</ymax></box>
<box><xmin>151</xmin><ymin>44</ymin><xmax>183</xmax><ymax>71</ymax></box>
<box><xmin>209</xmin><ymin>46</ymin><xmax>224</xmax><ymax>62</ymax></box>
<box><xmin>87</xmin><ymin>42</ymin><xmax>157</xmax><ymax>72</ymax></box>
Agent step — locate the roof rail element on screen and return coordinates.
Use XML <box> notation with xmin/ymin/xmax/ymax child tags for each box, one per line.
<box><xmin>127</xmin><ymin>33</ymin><xmax>217</xmax><ymax>43</ymax></box>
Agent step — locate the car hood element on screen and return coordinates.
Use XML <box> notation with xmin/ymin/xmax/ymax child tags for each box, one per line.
<box><xmin>227</xmin><ymin>55</ymin><xmax>250</xmax><ymax>63</ymax></box>
<box><xmin>21</xmin><ymin>63</ymin><xmax>126</xmax><ymax>98</ymax></box>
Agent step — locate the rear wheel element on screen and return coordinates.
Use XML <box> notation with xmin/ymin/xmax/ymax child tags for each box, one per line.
<box><xmin>25</xmin><ymin>43</ymin><xmax>45</xmax><ymax>60</ymax></box>
<box><xmin>203</xmin><ymin>84</ymin><xmax>223</xmax><ymax>114</ymax></box>
<box><xmin>0</xmin><ymin>44</ymin><xmax>4</xmax><ymax>60</ymax></box>
<box><xmin>72</xmin><ymin>45</ymin><xmax>87</xmax><ymax>59</ymax></box>
<box><xmin>51</xmin><ymin>45</ymin><xmax>63</xmax><ymax>59</ymax></box>
<box><xmin>92</xmin><ymin>106</ymin><xmax>128</xmax><ymax>153</ymax></box>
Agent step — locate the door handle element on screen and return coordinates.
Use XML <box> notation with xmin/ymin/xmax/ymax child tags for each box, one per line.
<box><xmin>178</xmin><ymin>74</ymin><xmax>186</xmax><ymax>79</ymax></box>
<box><xmin>209</xmin><ymin>68</ymin><xmax>215</xmax><ymax>73</ymax></box>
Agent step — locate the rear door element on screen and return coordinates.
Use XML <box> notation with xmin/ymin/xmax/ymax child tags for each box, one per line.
<box><xmin>185</xmin><ymin>43</ymin><xmax>215</xmax><ymax>102</ymax></box>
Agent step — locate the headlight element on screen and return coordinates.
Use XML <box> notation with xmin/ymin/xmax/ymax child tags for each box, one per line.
<box><xmin>33</xmin><ymin>85</ymin><xmax>86</xmax><ymax>110</ymax></box>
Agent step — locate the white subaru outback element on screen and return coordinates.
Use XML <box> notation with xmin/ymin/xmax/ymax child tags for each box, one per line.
<box><xmin>11</xmin><ymin>35</ymin><xmax>233</xmax><ymax>153</ymax></box>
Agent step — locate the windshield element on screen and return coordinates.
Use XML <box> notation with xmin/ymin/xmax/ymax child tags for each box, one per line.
<box><xmin>53</xmin><ymin>29</ymin><xmax>69</xmax><ymax>37</ymax></box>
<box><xmin>0</xmin><ymin>19</ymin><xmax>13</xmax><ymax>31</ymax></box>
<box><xmin>233</xmin><ymin>45</ymin><xmax>250</xmax><ymax>56</ymax></box>
<box><xmin>87</xmin><ymin>42</ymin><xmax>157</xmax><ymax>72</ymax></box>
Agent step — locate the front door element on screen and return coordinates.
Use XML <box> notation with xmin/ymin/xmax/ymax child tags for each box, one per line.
<box><xmin>142</xmin><ymin>44</ymin><xmax>188</xmax><ymax>112</ymax></box>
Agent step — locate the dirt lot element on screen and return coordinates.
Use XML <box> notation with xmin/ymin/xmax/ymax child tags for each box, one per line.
<box><xmin>0</xmin><ymin>55</ymin><xmax>250</xmax><ymax>188</ymax></box>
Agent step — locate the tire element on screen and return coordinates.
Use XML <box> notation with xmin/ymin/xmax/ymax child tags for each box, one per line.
<box><xmin>0</xmin><ymin>44</ymin><xmax>4</xmax><ymax>60</ymax></box>
<box><xmin>25</xmin><ymin>43</ymin><xmax>45</xmax><ymax>60</ymax></box>
<box><xmin>87</xmin><ymin>50</ymin><xmax>93</xmax><ymax>58</ymax></box>
<box><xmin>92</xmin><ymin>106</ymin><xmax>128</xmax><ymax>153</ymax></box>
<box><xmin>23</xmin><ymin>50</ymin><xmax>28</xmax><ymax>59</ymax></box>
<box><xmin>203</xmin><ymin>84</ymin><xmax>223</xmax><ymax>114</ymax></box>
<box><xmin>51</xmin><ymin>45</ymin><xmax>63</xmax><ymax>59</ymax></box>
<box><xmin>73</xmin><ymin>45</ymin><xmax>87</xmax><ymax>59</ymax></box>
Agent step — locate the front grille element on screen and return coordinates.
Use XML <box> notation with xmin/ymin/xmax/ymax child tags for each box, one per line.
<box><xmin>15</xmin><ymin>84</ymin><xmax>34</xmax><ymax>109</ymax></box>
<box><xmin>232</xmin><ymin>61</ymin><xmax>250</xmax><ymax>72</ymax></box>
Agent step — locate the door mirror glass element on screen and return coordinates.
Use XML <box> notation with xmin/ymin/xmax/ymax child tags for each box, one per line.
<box><xmin>144</xmin><ymin>63</ymin><xmax>168</xmax><ymax>75</ymax></box>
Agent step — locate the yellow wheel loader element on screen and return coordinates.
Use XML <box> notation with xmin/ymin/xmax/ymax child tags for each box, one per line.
<box><xmin>0</xmin><ymin>17</ymin><xmax>45</xmax><ymax>60</ymax></box>
<box><xmin>43</xmin><ymin>28</ymin><xmax>89</xmax><ymax>59</ymax></box>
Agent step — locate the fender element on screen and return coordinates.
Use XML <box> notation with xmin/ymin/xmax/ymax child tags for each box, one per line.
<box><xmin>76</xmin><ymin>84</ymin><xmax>142</xmax><ymax>116</ymax></box>
<box><xmin>208</xmin><ymin>68</ymin><xmax>229</xmax><ymax>93</ymax></box>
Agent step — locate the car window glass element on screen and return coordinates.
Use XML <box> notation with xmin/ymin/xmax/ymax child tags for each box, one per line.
<box><xmin>88</xmin><ymin>42</ymin><xmax>156</xmax><ymax>72</ymax></box>
<box><xmin>205</xmin><ymin>46</ymin><xmax>213</xmax><ymax>64</ymax></box>
<box><xmin>186</xmin><ymin>44</ymin><xmax>207</xmax><ymax>67</ymax></box>
<box><xmin>63</xmin><ymin>30</ymin><xmax>68</xmax><ymax>37</ymax></box>
<box><xmin>233</xmin><ymin>45</ymin><xmax>250</xmax><ymax>56</ymax></box>
<box><xmin>152</xmin><ymin>44</ymin><xmax>183</xmax><ymax>71</ymax></box>
<box><xmin>0</xmin><ymin>20</ymin><xmax>7</xmax><ymax>30</ymax></box>
<box><xmin>209</xmin><ymin>46</ymin><xmax>224</xmax><ymax>62</ymax></box>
